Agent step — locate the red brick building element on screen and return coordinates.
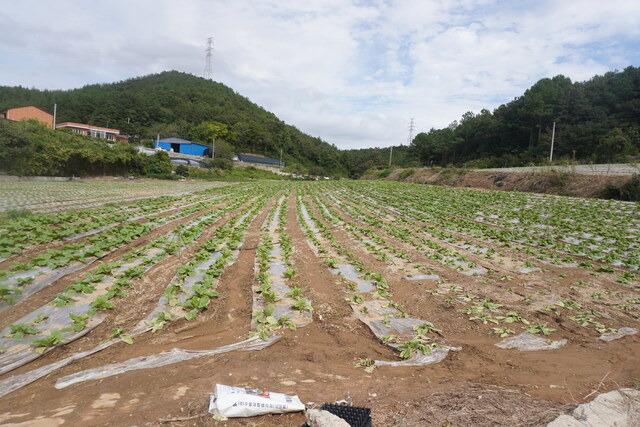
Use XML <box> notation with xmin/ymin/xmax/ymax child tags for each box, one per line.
<box><xmin>0</xmin><ymin>105</ymin><xmax>54</xmax><ymax>128</ymax></box>
<box><xmin>56</xmin><ymin>122</ymin><xmax>129</xmax><ymax>142</ymax></box>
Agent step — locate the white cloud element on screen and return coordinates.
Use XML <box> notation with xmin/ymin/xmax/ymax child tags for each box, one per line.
<box><xmin>0</xmin><ymin>0</ymin><xmax>638</xmax><ymax>149</ymax></box>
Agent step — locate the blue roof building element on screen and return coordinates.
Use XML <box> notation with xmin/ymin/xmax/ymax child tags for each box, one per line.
<box><xmin>154</xmin><ymin>137</ymin><xmax>211</xmax><ymax>157</ymax></box>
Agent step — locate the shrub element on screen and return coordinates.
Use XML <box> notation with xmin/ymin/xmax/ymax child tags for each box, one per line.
<box><xmin>209</xmin><ymin>158</ymin><xmax>232</xmax><ymax>170</ymax></box>
<box><xmin>0</xmin><ymin>120</ymin><xmax>153</xmax><ymax>177</ymax></box>
<box><xmin>603</xmin><ymin>174</ymin><xmax>640</xmax><ymax>201</ymax></box>
<box><xmin>619</xmin><ymin>174</ymin><xmax>640</xmax><ymax>201</ymax></box>
<box><xmin>398</xmin><ymin>168</ymin><xmax>415</xmax><ymax>180</ymax></box>
<box><xmin>378</xmin><ymin>168</ymin><xmax>393</xmax><ymax>178</ymax></box>
<box><xmin>174</xmin><ymin>164</ymin><xmax>189</xmax><ymax>177</ymax></box>
<box><xmin>146</xmin><ymin>151</ymin><xmax>172</xmax><ymax>175</ymax></box>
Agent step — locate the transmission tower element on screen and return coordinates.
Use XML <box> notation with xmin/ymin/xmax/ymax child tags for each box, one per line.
<box><xmin>407</xmin><ymin>118</ymin><xmax>415</xmax><ymax>145</ymax></box>
<box><xmin>204</xmin><ymin>37</ymin><xmax>213</xmax><ymax>80</ymax></box>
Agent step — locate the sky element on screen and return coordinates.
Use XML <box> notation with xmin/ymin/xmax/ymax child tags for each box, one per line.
<box><xmin>1</xmin><ymin>0</ymin><xmax>639</xmax><ymax>149</ymax></box>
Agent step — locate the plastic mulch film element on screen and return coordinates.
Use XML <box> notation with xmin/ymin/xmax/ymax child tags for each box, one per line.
<box><xmin>0</xmin><ymin>338</ymin><xmax>113</xmax><ymax>398</ymax></box>
<box><xmin>599</xmin><ymin>327</ymin><xmax>638</xmax><ymax>342</ymax></box>
<box><xmin>0</xmin><ymin>248</ymin><xmax>164</xmax><ymax>375</ymax></box>
<box><xmin>61</xmin><ymin>194</ymin><xmax>225</xmax><ymax>241</ymax></box>
<box><xmin>0</xmin><ymin>262</ymin><xmax>98</xmax><ymax>314</ymax></box>
<box><xmin>0</xmin><ymin>313</ymin><xmax>106</xmax><ymax>376</ymax></box>
<box><xmin>495</xmin><ymin>332</ymin><xmax>568</xmax><ymax>351</ymax></box>
<box><xmin>132</xmin><ymin>206</ymin><xmax>257</xmax><ymax>335</ymax></box>
<box><xmin>352</xmin><ymin>302</ymin><xmax>461</xmax><ymax>367</ymax></box>
<box><xmin>1</xmin><ymin>238</ymin><xmax>234</xmax><ymax>397</ymax></box>
<box><xmin>54</xmin><ymin>335</ymin><xmax>281</xmax><ymax>389</ymax></box>
<box><xmin>297</xmin><ymin>195</ymin><xmax>455</xmax><ymax>367</ymax></box>
<box><xmin>130</xmin><ymin>251</ymin><xmax>224</xmax><ymax>335</ymax></box>
<box><xmin>251</xmin><ymin>202</ymin><xmax>312</xmax><ymax>331</ymax></box>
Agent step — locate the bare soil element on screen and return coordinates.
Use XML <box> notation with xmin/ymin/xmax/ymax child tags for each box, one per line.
<box><xmin>381</xmin><ymin>168</ymin><xmax>632</xmax><ymax>199</ymax></box>
<box><xmin>0</xmin><ymin>187</ymin><xmax>638</xmax><ymax>426</ymax></box>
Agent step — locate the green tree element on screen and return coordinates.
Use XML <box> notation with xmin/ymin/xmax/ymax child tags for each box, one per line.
<box><xmin>192</xmin><ymin>121</ymin><xmax>233</xmax><ymax>144</ymax></box>
<box><xmin>598</xmin><ymin>128</ymin><xmax>631</xmax><ymax>162</ymax></box>
<box><xmin>146</xmin><ymin>151</ymin><xmax>172</xmax><ymax>175</ymax></box>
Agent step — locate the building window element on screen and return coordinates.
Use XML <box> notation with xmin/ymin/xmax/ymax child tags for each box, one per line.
<box><xmin>90</xmin><ymin>129</ymin><xmax>107</xmax><ymax>139</ymax></box>
<box><xmin>107</xmin><ymin>134</ymin><xmax>115</xmax><ymax>141</ymax></box>
<box><xmin>73</xmin><ymin>129</ymin><xmax>83</xmax><ymax>134</ymax></box>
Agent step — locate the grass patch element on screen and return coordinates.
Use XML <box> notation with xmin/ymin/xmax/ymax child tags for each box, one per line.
<box><xmin>189</xmin><ymin>166</ymin><xmax>287</xmax><ymax>181</ymax></box>
<box><xmin>398</xmin><ymin>168</ymin><xmax>415</xmax><ymax>180</ymax></box>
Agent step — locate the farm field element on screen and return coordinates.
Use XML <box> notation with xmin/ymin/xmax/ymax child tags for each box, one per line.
<box><xmin>0</xmin><ymin>179</ymin><xmax>638</xmax><ymax>425</ymax></box>
<box><xmin>0</xmin><ymin>178</ymin><xmax>225</xmax><ymax>213</ymax></box>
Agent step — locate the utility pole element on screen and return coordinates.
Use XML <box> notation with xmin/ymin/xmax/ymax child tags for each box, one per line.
<box><xmin>211</xmin><ymin>137</ymin><xmax>215</xmax><ymax>159</ymax></box>
<box><xmin>204</xmin><ymin>37</ymin><xmax>213</xmax><ymax>80</ymax></box>
<box><xmin>407</xmin><ymin>118</ymin><xmax>415</xmax><ymax>145</ymax></box>
<box><xmin>389</xmin><ymin>146</ymin><xmax>393</xmax><ymax>167</ymax></box>
<box><xmin>52</xmin><ymin>103</ymin><xmax>57</xmax><ymax>129</ymax></box>
<box><xmin>549</xmin><ymin>121</ymin><xmax>556</xmax><ymax>162</ymax></box>
<box><xmin>280</xmin><ymin>148</ymin><xmax>283</xmax><ymax>170</ymax></box>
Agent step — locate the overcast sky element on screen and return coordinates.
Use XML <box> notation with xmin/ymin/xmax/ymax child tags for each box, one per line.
<box><xmin>1</xmin><ymin>1</ymin><xmax>639</xmax><ymax>149</ymax></box>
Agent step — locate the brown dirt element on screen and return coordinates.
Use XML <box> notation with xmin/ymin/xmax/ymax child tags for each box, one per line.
<box><xmin>379</xmin><ymin>168</ymin><xmax>632</xmax><ymax>199</ymax></box>
<box><xmin>0</xmin><ymin>186</ymin><xmax>638</xmax><ymax>426</ymax></box>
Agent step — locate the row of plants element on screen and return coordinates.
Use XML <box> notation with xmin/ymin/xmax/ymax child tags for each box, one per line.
<box><xmin>331</xmin><ymin>186</ymin><xmax>546</xmax><ymax>275</ymax></box>
<box><xmin>148</xmin><ymin>188</ymin><xmax>275</xmax><ymax>331</ymax></box>
<box><xmin>251</xmin><ymin>194</ymin><xmax>312</xmax><ymax>340</ymax></box>
<box><xmin>0</xmin><ymin>184</ymin><xmax>243</xmax><ymax>259</ymax></box>
<box><xmin>0</xmin><ymin>179</ymin><xmax>221</xmax><ymax>214</ymax></box>
<box><xmin>0</xmin><ymin>190</ymin><xmax>244</xmax><ymax>305</ymax></box>
<box><xmin>0</xmin><ymin>185</ymin><xmax>260</xmax><ymax>368</ymax></box>
<box><xmin>325</xmin><ymin>187</ymin><xmax>490</xmax><ymax>276</ymax></box>
<box><xmin>319</xmin><ymin>182</ymin><xmax>638</xmax><ymax>341</ymax></box>
<box><xmin>337</xmin><ymin>182</ymin><xmax>638</xmax><ymax>281</ymax></box>
<box><xmin>295</xmin><ymin>186</ymin><xmax>442</xmax><ymax>361</ymax></box>
<box><xmin>351</xmin><ymin>181</ymin><xmax>639</xmax><ymax>271</ymax></box>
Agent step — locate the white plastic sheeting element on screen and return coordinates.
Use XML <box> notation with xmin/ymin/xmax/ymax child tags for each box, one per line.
<box><xmin>495</xmin><ymin>332</ymin><xmax>567</xmax><ymax>351</ymax></box>
<box><xmin>54</xmin><ymin>335</ymin><xmax>280</xmax><ymax>389</ymax></box>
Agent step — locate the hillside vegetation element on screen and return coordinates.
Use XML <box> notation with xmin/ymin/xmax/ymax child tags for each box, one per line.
<box><xmin>407</xmin><ymin>66</ymin><xmax>640</xmax><ymax>168</ymax></box>
<box><xmin>0</xmin><ymin>71</ymin><xmax>344</xmax><ymax>176</ymax></box>
<box><xmin>1</xmin><ymin>67</ymin><xmax>638</xmax><ymax>178</ymax></box>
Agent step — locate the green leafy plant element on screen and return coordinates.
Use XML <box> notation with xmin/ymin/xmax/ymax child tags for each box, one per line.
<box><xmin>469</xmin><ymin>313</ymin><xmax>499</xmax><ymax>324</ymax></box>
<box><xmin>251</xmin><ymin>304</ymin><xmax>278</xmax><ymax>340</ymax></box>
<box><xmin>523</xmin><ymin>323</ymin><xmax>555</xmax><ymax>336</ymax></box>
<box><xmin>290</xmin><ymin>297</ymin><xmax>312</xmax><ymax>311</ymax></box>
<box><xmin>90</xmin><ymin>295</ymin><xmax>115</xmax><ymax>311</ymax></box>
<box><xmin>492</xmin><ymin>327</ymin><xmax>515</xmax><ymax>337</ymax></box>
<box><xmin>398</xmin><ymin>339</ymin><xmax>440</xmax><ymax>359</ymax></box>
<box><xmin>31</xmin><ymin>330</ymin><xmax>67</xmax><ymax>353</ymax></box>
<box><xmin>31</xmin><ymin>314</ymin><xmax>49</xmax><ymax>325</ymax></box>
<box><xmin>285</xmin><ymin>286</ymin><xmax>302</xmax><ymax>298</ymax></box>
<box><xmin>556</xmin><ymin>300</ymin><xmax>582</xmax><ymax>310</ymax></box>
<box><xmin>150</xmin><ymin>311</ymin><xmax>173</xmax><ymax>332</ymax></box>
<box><xmin>8</xmin><ymin>323</ymin><xmax>39</xmax><ymax>340</ymax></box>
<box><xmin>382</xmin><ymin>334</ymin><xmax>397</xmax><ymax>344</ymax></box>
<box><xmin>413</xmin><ymin>322</ymin><xmax>441</xmax><ymax>336</ymax></box>
<box><xmin>355</xmin><ymin>357</ymin><xmax>376</xmax><ymax>372</ymax></box>
<box><xmin>68</xmin><ymin>313</ymin><xmax>89</xmax><ymax>332</ymax></box>
<box><xmin>52</xmin><ymin>293</ymin><xmax>76</xmax><ymax>307</ymax></box>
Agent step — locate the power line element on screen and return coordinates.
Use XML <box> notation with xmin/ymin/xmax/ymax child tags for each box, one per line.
<box><xmin>204</xmin><ymin>37</ymin><xmax>213</xmax><ymax>80</ymax></box>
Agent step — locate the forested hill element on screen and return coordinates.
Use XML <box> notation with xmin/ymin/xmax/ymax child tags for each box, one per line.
<box><xmin>0</xmin><ymin>71</ymin><xmax>345</xmax><ymax>175</ymax></box>
<box><xmin>408</xmin><ymin>66</ymin><xmax>640</xmax><ymax>168</ymax></box>
<box><xmin>1</xmin><ymin>67</ymin><xmax>638</xmax><ymax>178</ymax></box>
